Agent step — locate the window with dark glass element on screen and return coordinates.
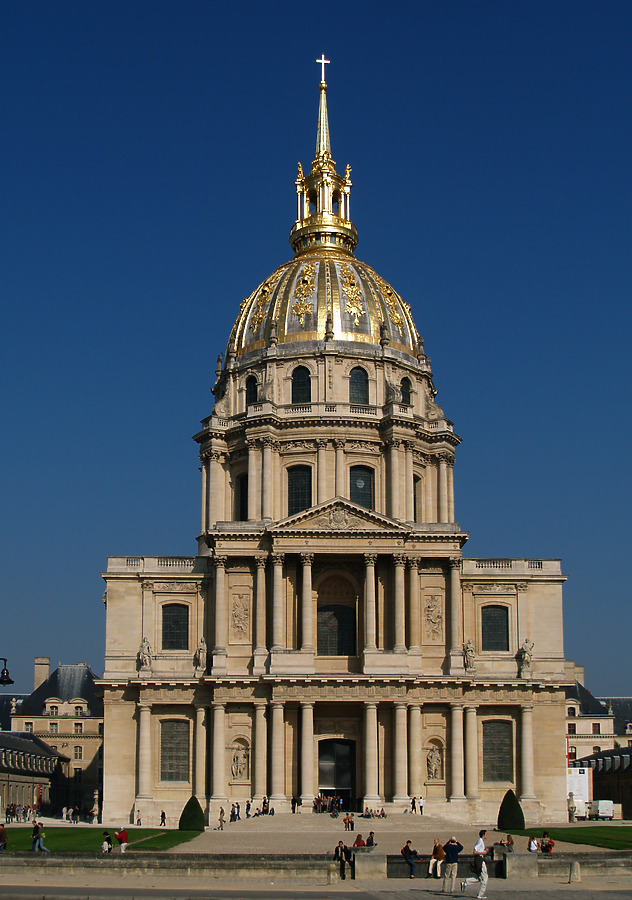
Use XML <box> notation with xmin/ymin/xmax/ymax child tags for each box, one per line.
<box><xmin>483</xmin><ymin>720</ymin><xmax>513</xmax><ymax>782</ymax></box>
<box><xmin>245</xmin><ymin>375</ymin><xmax>258</xmax><ymax>405</ymax></box>
<box><xmin>413</xmin><ymin>475</ymin><xmax>422</xmax><ymax>522</ymax></box>
<box><xmin>292</xmin><ymin>366</ymin><xmax>311</xmax><ymax>404</ymax></box>
<box><xmin>350</xmin><ymin>465</ymin><xmax>374</xmax><ymax>510</ymax></box>
<box><xmin>25</xmin><ymin>722</ymin><xmax>33</xmax><ymax>733</ymax></box>
<box><xmin>567</xmin><ymin>722</ymin><xmax>576</xmax><ymax>735</ymax></box>
<box><xmin>568</xmin><ymin>746</ymin><xmax>577</xmax><ymax>760</ymax></box>
<box><xmin>567</xmin><ymin>707</ymin><xmax>576</xmax><ymax>716</ymax></box>
<box><xmin>161</xmin><ymin>720</ymin><xmax>190</xmax><ymax>781</ymax></box>
<box><xmin>481</xmin><ymin>605</ymin><xmax>509</xmax><ymax>651</ymax></box>
<box><xmin>592</xmin><ymin>723</ymin><xmax>601</xmax><ymax>735</ymax></box>
<box><xmin>593</xmin><ymin>745</ymin><xmax>601</xmax><ymax>753</ymax></box>
<box><xmin>74</xmin><ymin>722</ymin><xmax>83</xmax><ymax>735</ymax></box>
<box><xmin>162</xmin><ymin>603</ymin><xmax>189</xmax><ymax>650</ymax></box>
<box><xmin>400</xmin><ymin>377</ymin><xmax>411</xmax><ymax>405</ymax></box>
<box><xmin>236</xmin><ymin>473</ymin><xmax>248</xmax><ymax>521</ymax></box>
<box><xmin>317</xmin><ymin>604</ymin><xmax>356</xmax><ymax>656</ymax></box>
<box><xmin>288</xmin><ymin>466</ymin><xmax>312</xmax><ymax>516</ymax></box>
<box><xmin>349</xmin><ymin>367</ymin><xmax>369</xmax><ymax>405</ymax></box>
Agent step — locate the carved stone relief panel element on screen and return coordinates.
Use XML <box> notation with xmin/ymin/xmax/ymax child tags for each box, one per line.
<box><xmin>423</xmin><ymin>592</ymin><xmax>444</xmax><ymax>643</ymax></box>
<box><xmin>229</xmin><ymin>589</ymin><xmax>252</xmax><ymax>644</ymax></box>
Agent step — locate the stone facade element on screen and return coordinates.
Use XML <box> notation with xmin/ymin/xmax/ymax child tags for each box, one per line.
<box><xmin>100</xmin><ymin>75</ymin><xmax>573</xmax><ymax>826</ymax></box>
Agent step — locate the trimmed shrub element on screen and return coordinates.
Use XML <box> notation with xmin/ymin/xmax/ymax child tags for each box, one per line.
<box><xmin>178</xmin><ymin>796</ymin><xmax>205</xmax><ymax>831</ymax></box>
<box><xmin>497</xmin><ymin>789</ymin><xmax>525</xmax><ymax>831</ymax></box>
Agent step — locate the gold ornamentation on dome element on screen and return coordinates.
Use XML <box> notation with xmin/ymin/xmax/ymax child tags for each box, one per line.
<box><xmin>297</xmin><ymin>162</ymin><xmax>303</xmax><ymax>180</ymax></box>
<box><xmin>291</xmin><ymin>262</ymin><xmax>316</xmax><ymax>325</ymax></box>
<box><xmin>250</xmin><ymin>276</ymin><xmax>277</xmax><ymax>331</ymax></box>
<box><xmin>372</xmin><ymin>271</ymin><xmax>404</xmax><ymax>334</ymax></box>
<box><xmin>340</xmin><ymin>263</ymin><xmax>365</xmax><ymax>326</ymax></box>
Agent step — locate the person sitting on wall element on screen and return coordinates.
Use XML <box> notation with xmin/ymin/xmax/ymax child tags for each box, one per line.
<box><xmin>401</xmin><ymin>840</ymin><xmax>421</xmax><ymax>878</ymax></box>
<box><xmin>353</xmin><ymin>834</ymin><xmax>366</xmax><ymax>848</ymax></box>
<box><xmin>540</xmin><ymin>832</ymin><xmax>555</xmax><ymax>854</ymax></box>
<box><xmin>334</xmin><ymin>840</ymin><xmax>352</xmax><ymax>879</ymax></box>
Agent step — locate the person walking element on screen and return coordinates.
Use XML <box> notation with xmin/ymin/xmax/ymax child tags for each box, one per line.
<box><xmin>427</xmin><ymin>837</ymin><xmax>445</xmax><ymax>878</ymax></box>
<box><xmin>218</xmin><ymin>807</ymin><xmax>225</xmax><ymax>830</ymax></box>
<box><xmin>461</xmin><ymin>829</ymin><xmax>488</xmax><ymax>899</ymax></box>
<box><xmin>0</xmin><ymin>822</ymin><xmax>7</xmax><ymax>851</ymax></box>
<box><xmin>101</xmin><ymin>831</ymin><xmax>112</xmax><ymax>853</ymax></box>
<box><xmin>442</xmin><ymin>835</ymin><xmax>463</xmax><ymax>893</ymax></box>
<box><xmin>411</xmin><ymin>796</ymin><xmax>417</xmax><ymax>813</ymax></box>
<box><xmin>401</xmin><ymin>839</ymin><xmax>421</xmax><ymax>878</ymax></box>
<box><xmin>115</xmin><ymin>826</ymin><xmax>128</xmax><ymax>853</ymax></box>
<box><xmin>160</xmin><ymin>810</ymin><xmax>166</xmax><ymax>826</ymax></box>
<box><xmin>418</xmin><ymin>795</ymin><xmax>424</xmax><ymax>815</ymax></box>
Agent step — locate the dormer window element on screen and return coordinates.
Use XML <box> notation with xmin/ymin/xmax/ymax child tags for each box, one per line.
<box><xmin>567</xmin><ymin>707</ymin><xmax>576</xmax><ymax>716</ymax></box>
<box><xmin>49</xmin><ymin>705</ymin><xmax>58</xmax><ymax>716</ymax></box>
<box><xmin>75</xmin><ymin>705</ymin><xmax>84</xmax><ymax>717</ymax></box>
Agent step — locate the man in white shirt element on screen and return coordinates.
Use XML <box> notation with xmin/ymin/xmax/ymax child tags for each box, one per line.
<box><xmin>461</xmin><ymin>829</ymin><xmax>488</xmax><ymax>899</ymax></box>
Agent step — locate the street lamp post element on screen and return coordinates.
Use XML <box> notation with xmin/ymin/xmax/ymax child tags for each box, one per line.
<box><xmin>0</xmin><ymin>658</ymin><xmax>14</xmax><ymax>685</ymax></box>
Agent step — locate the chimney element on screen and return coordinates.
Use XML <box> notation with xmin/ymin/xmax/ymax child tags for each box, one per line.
<box><xmin>34</xmin><ymin>656</ymin><xmax>50</xmax><ymax>690</ymax></box>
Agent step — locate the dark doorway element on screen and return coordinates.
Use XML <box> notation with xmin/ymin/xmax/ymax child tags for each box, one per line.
<box><xmin>318</xmin><ymin>738</ymin><xmax>356</xmax><ymax>810</ymax></box>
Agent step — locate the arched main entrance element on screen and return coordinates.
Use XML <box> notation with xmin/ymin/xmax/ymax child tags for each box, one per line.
<box><xmin>318</xmin><ymin>738</ymin><xmax>356</xmax><ymax>810</ymax></box>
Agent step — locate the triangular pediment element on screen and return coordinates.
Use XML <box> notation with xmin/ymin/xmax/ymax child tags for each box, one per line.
<box><xmin>268</xmin><ymin>498</ymin><xmax>409</xmax><ymax>534</ymax></box>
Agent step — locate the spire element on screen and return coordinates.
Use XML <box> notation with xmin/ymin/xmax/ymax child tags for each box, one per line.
<box><xmin>316</xmin><ymin>80</ymin><xmax>331</xmax><ymax>160</ymax></box>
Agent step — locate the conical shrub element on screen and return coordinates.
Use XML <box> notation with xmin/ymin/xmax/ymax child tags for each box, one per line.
<box><xmin>178</xmin><ymin>796</ymin><xmax>205</xmax><ymax>831</ymax></box>
<box><xmin>497</xmin><ymin>788</ymin><xmax>525</xmax><ymax>831</ymax></box>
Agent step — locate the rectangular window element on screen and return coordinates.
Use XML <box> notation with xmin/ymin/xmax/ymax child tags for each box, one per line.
<box><xmin>481</xmin><ymin>605</ymin><xmax>509</xmax><ymax>651</ymax></box>
<box><xmin>161</xmin><ymin>720</ymin><xmax>190</xmax><ymax>782</ymax></box>
<box><xmin>49</xmin><ymin>705</ymin><xmax>58</xmax><ymax>716</ymax></box>
<box><xmin>288</xmin><ymin>466</ymin><xmax>312</xmax><ymax>516</ymax></box>
<box><xmin>567</xmin><ymin>722</ymin><xmax>576</xmax><ymax>735</ymax></box>
<box><xmin>162</xmin><ymin>604</ymin><xmax>189</xmax><ymax>650</ymax></box>
<box><xmin>592</xmin><ymin>723</ymin><xmax>601</xmax><ymax>735</ymax></box>
<box><xmin>74</xmin><ymin>722</ymin><xmax>83</xmax><ymax>735</ymax></box>
<box><xmin>25</xmin><ymin>722</ymin><xmax>33</xmax><ymax>733</ymax></box>
<box><xmin>49</xmin><ymin>722</ymin><xmax>58</xmax><ymax>734</ymax></box>
<box><xmin>74</xmin><ymin>746</ymin><xmax>83</xmax><ymax>760</ymax></box>
<box><xmin>73</xmin><ymin>767</ymin><xmax>82</xmax><ymax>783</ymax></box>
<box><xmin>483</xmin><ymin>720</ymin><xmax>513</xmax><ymax>782</ymax></box>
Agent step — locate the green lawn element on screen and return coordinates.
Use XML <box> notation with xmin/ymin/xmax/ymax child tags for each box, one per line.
<box><xmin>2</xmin><ymin>827</ymin><xmax>199</xmax><ymax>854</ymax></box>
<box><xmin>510</xmin><ymin>827</ymin><xmax>632</xmax><ymax>851</ymax></box>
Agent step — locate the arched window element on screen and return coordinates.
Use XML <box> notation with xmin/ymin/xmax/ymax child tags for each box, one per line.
<box><xmin>413</xmin><ymin>475</ymin><xmax>422</xmax><ymax>522</ymax></box>
<box><xmin>332</xmin><ymin>190</ymin><xmax>340</xmax><ymax>216</ymax></box>
<box><xmin>245</xmin><ymin>375</ymin><xmax>258</xmax><ymax>406</ymax></box>
<box><xmin>160</xmin><ymin>720</ymin><xmax>190</xmax><ymax>782</ymax></box>
<box><xmin>162</xmin><ymin>603</ymin><xmax>189</xmax><ymax>650</ymax></box>
<box><xmin>235</xmin><ymin>473</ymin><xmax>248</xmax><ymax>521</ymax></box>
<box><xmin>308</xmin><ymin>190</ymin><xmax>317</xmax><ymax>215</ymax></box>
<box><xmin>482</xmin><ymin>720</ymin><xmax>513</xmax><ymax>782</ymax></box>
<box><xmin>350</xmin><ymin>465</ymin><xmax>374</xmax><ymax>510</ymax></box>
<box><xmin>400</xmin><ymin>377</ymin><xmax>411</xmax><ymax>406</ymax></box>
<box><xmin>317</xmin><ymin>604</ymin><xmax>356</xmax><ymax>656</ymax></box>
<box><xmin>288</xmin><ymin>465</ymin><xmax>312</xmax><ymax>516</ymax></box>
<box><xmin>349</xmin><ymin>367</ymin><xmax>369</xmax><ymax>405</ymax></box>
<box><xmin>292</xmin><ymin>366</ymin><xmax>311</xmax><ymax>404</ymax></box>
<box><xmin>568</xmin><ymin>746</ymin><xmax>577</xmax><ymax>761</ymax></box>
<box><xmin>481</xmin><ymin>605</ymin><xmax>509</xmax><ymax>651</ymax></box>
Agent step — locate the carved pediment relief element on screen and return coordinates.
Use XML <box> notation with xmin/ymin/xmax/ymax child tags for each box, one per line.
<box><xmin>268</xmin><ymin>498</ymin><xmax>408</xmax><ymax>534</ymax></box>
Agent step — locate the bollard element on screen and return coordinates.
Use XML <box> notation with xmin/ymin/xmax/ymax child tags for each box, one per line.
<box><xmin>569</xmin><ymin>861</ymin><xmax>581</xmax><ymax>883</ymax></box>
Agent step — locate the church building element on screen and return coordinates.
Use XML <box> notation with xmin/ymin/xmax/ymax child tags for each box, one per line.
<box><xmin>100</xmin><ymin>69</ymin><xmax>572</xmax><ymax>825</ymax></box>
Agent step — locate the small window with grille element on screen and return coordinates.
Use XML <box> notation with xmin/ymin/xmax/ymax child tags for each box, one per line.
<box><xmin>291</xmin><ymin>366</ymin><xmax>311</xmax><ymax>404</ymax></box>
<box><xmin>288</xmin><ymin>466</ymin><xmax>312</xmax><ymax>516</ymax></box>
<box><xmin>162</xmin><ymin>603</ymin><xmax>189</xmax><ymax>650</ymax></box>
<box><xmin>483</xmin><ymin>720</ymin><xmax>513</xmax><ymax>782</ymax></box>
<box><xmin>349</xmin><ymin>367</ymin><xmax>369</xmax><ymax>404</ymax></box>
<box><xmin>161</xmin><ymin>720</ymin><xmax>190</xmax><ymax>782</ymax></box>
<box><xmin>481</xmin><ymin>605</ymin><xmax>509</xmax><ymax>651</ymax></box>
<box><xmin>317</xmin><ymin>604</ymin><xmax>356</xmax><ymax>656</ymax></box>
<box><xmin>350</xmin><ymin>465</ymin><xmax>374</xmax><ymax>510</ymax></box>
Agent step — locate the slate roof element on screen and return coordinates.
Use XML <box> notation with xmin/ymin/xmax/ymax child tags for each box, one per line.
<box><xmin>0</xmin><ymin>730</ymin><xmax>68</xmax><ymax>759</ymax></box>
<box><xmin>597</xmin><ymin>697</ymin><xmax>632</xmax><ymax>736</ymax></box>
<box><xmin>18</xmin><ymin>664</ymin><xmax>103</xmax><ymax>717</ymax></box>
<box><xmin>570</xmin><ymin>745</ymin><xmax>632</xmax><ymax>773</ymax></box>
<box><xmin>0</xmin><ymin>694</ymin><xmax>28</xmax><ymax>730</ymax></box>
<box><xmin>566</xmin><ymin>681</ymin><xmax>612</xmax><ymax>717</ymax></box>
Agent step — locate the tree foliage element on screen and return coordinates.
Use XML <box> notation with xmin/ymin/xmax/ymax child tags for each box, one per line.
<box><xmin>178</xmin><ymin>796</ymin><xmax>205</xmax><ymax>831</ymax></box>
<box><xmin>497</xmin><ymin>788</ymin><xmax>525</xmax><ymax>831</ymax></box>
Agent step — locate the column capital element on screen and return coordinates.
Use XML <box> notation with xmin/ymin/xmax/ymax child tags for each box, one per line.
<box><xmin>271</xmin><ymin>699</ymin><xmax>284</xmax><ymax>709</ymax></box>
<box><xmin>408</xmin><ymin>700</ymin><xmax>423</xmax><ymax>710</ymax></box>
<box><xmin>521</xmin><ymin>704</ymin><xmax>535</xmax><ymax>714</ymax></box>
<box><xmin>271</xmin><ymin>553</ymin><xmax>285</xmax><ymax>565</ymax></box>
<box><xmin>394</xmin><ymin>700</ymin><xmax>408</xmax><ymax>710</ymax></box>
<box><xmin>136</xmin><ymin>702</ymin><xmax>152</xmax><ymax>712</ymax></box>
<box><xmin>255</xmin><ymin>556</ymin><xmax>267</xmax><ymax>569</ymax></box>
<box><xmin>364</xmin><ymin>552</ymin><xmax>377</xmax><ymax>565</ymax></box>
<box><xmin>334</xmin><ymin>438</ymin><xmax>346</xmax><ymax>450</ymax></box>
<box><xmin>211</xmin><ymin>700</ymin><xmax>226</xmax><ymax>710</ymax></box>
<box><xmin>449</xmin><ymin>556</ymin><xmax>462</xmax><ymax>571</ymax></box>
<box><xmin>300</xmin><ymin>552</ymin><xmax>314</xmax><ymax>565</ymax></box>
<box><xmin>261</xmin><ymin>437</ymin><xmax>274</xmax><ymax>449</ymax></box>
<box><xmin>214</xmin><ymin>554</ymin><xmax>227</xmax><ymax>569</ymax></box>
<box><xmin>393</xmin><ymin>553</ymin><xmax>407</xmax><ymax>567</ymax></box>
<box><xmin>300</xmin><ymin>700</ymin><xmax>314</xmax><ymax>710</ymax></box>
<box><xmin>406</xmin><ymin>557</ymin><xmax>419</xmax><ymax>570</ymax></box>
<box><xmin>363</xmin><ymin>700</ymin><xmax>378</xmax><ymax>710</ymax></box>
<box><xmin>316</xmin><ymin>438</ymin><xmax>328</xmax><ymax>449</ymax></box>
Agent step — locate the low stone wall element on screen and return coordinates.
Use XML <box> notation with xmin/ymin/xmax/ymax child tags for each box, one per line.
<box><xmin>387</xmin><ymin>853</ymin><xmax>506</xmax><ymax>880</ymax></box>
<box><xmin>538</xmin><ymin>852</ymin><xmax>632</xmax><ymax>877</ymax></box>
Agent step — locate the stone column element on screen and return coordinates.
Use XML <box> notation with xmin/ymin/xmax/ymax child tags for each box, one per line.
<box><xmin>271</xmin><ymin>554</ymin><xmax>285</xmax><ymax>651</ymax></box>
<box><xmin>393</xmin><ymin>555</ymin><xmax>406</xmax><ymax>652</ymax></box>
<box><xmin>449</xmin><ymin>704</ymin><xmax>465</xmax><ymax>800</ymax></box>
<box><xmin>424</xmin><ymin>458</ymin><xmax>435</xmax><ymax>522</ymax></box>
<box><xmin>201</xmin><ymin>457</ymin><xmax>208</xmax><ymax>532</ymax></box>
<box><xmin>211</xmin><ymin>701</ymin><xmax>226</xmax><ymax>800</ymax></box>
<box><xmin>408</xmin><ymin>558</ymin><xmax>421</xmax><ymax>653</ymax></box>
<box><xmin>334</xmin><ymin>439</ymin><xmax>346</xmax><ymax>497</ymax></box>
<box><xmin>270</xmin><ymin>702</ymin><xmax>285</xmax><ymax>800</ymax></box>
<box><xmin>300</xmin><ymin>553</ymin><xmax>314</xmax><ymax>651</ymax></box>
<box><xmin>209</xmin><ymin>451</ymin><xmax>223</xmax><ymax>524</ymax></box>
<box><xmin>464</xmin><ymin>706</ymin><xmax>479</xmax><ymax>799</ymax></box>
<box><xmin>520</xmin><ymin>706</ymin><xmax>536</xmax><ymax>799</ymax></box>
<box><xmin>447</xmin><ymin>458</ymin><xmax>455</xmax><ymax>523</ymax></box>
<box><xmin>195</xmin><ymin>704</ymin><xmax>207</xmax><ymax>803</ymax></box>
<box><xmin>262</xmin><ymin>439</ymin><xmax>272</xmax><ymax>519</ymax></box>
<box><xmin>408</xmin><ymin>703</ymin><xmax>423</xmax><ymax>799</ymax></box>
<box><xmin>254</xmin><ymin>557</ymin><xmax>267</xmax><ymax>653</ymax></box>
<box><xmin>393</xmin><ymin>702</ymin><xmax>408</xmax><ymax>801</ymax></box>
<box><xmin>253</xmin><ymin>702</ymin><xmax>267</xmax><ymax>801</ymax></box>
<box><xmin>300</xmin><ymin>702</ymin><xmax>314</xmax><ymax>804</ymax></box>
<box><xmin>405</xmin><ymin>442</ymin><xmax>414</xmax><ymax>521</ymax></box>
<box><xmin>438</xmin><ymin>454</ymin><xmax>448</xmax><ymax>523</ymax></box>
<box><xmin>389</xmin><ymin>439</ymin><xmax>401</xmax><ymax>519</ymax></box>
<box><xmin>449</xmin><ymin>558</ymin><xmax>463</xmax><ymax>672</ymax></box>
<box><xmin>213</xmin><ymin>555</ymin><xmax>227</xmax><ymax>661</ymax></box>
<box><xmin>364</xmin><ymin>702</ymin><xmax>379</xmax><ymax>801</ymax></box>
<box><xmin>137</xmin><ymin>703</ymin><xmax>152</xmax><ymax>798</ymax></box>
<box><xmin>317</xmin><ymin>439</ymin><xmax>327</xmax><ymax>504</ymax></box>
<box><xmin>247</xmin><ymin>439</ymin><xmax>258</xmax><ymax>520</ymax></box>
<box><xmin>364</xmin><ymin>554</ymin><xmax>377</xmax><ymax>651</ymax></box>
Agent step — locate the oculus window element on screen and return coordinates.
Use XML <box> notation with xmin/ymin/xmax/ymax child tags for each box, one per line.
<box><xmin>288</xmin><ymin>465</ymin><xmax>312</xmax><ymax>516</ymax></box>
<box><xmin>350</xmin><ymin>465</ymin><xmax>374</xmax><ymax>510</ymax></box>
<box><xmin>483</xmin><ymin>720</ymin><xmax>513</xmax><ymax>782</ymax></box>
<box><xmin>162</xmin><ymin>603</ymin><xmax>189</xmax><ymax>650</ymax></box>
<box><xmin>349</xmin><ymin>367</ymin><xmax>369</xmax><ymax>405</ymax></box>
<box><xmin>481</xmin><ymin>605</ymin><xmax>509</xmax><ymax>651</ymax></box>
<box><xmin>292</xmin><ymin>366</ymin><xmax>311</xmax><ymax>404</ymax></box>
<box><xmin>160</xmin><ymin>720</ymin><xmax>190</xmax><ymax>782</ymax></box>
<box><xmin>317</xmin><ymin>604</ymin><xmax>356</xmax><ymax>656</ymax></box>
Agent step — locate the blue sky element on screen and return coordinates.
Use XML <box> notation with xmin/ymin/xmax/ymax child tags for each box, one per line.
<box><xmin>1</xmin><ymin>1</ymin><xmax>630</xmax><ymax>696</ymax></box>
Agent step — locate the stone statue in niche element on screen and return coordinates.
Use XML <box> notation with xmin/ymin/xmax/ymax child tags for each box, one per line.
<box><xmin>138</xmin><ymin>637</ymin><xmax>152</xmax><ymax>670</ymax></box>
<box><xmin>194</xmin><ymin>636</ymin><xmax>207</xmax><ymax>673</ymax></box>
<box><xmin>463</xmin><ymin>638</ymin><xmax>475</xmax><ymax>672</ymax></box>
<box><xmin>518</xmin><ymin>637</ymin><xmax>534</xmax><ymax>678</ymax></box>
<box><xmin>427</xmin><ymin>747</ymin><xmax>442</xmax><ymax>780</ymax></box>
<box><xmin>231</xmin><ymin>746</ymin><xmax>249</xmax><ymax>780</ymax></box>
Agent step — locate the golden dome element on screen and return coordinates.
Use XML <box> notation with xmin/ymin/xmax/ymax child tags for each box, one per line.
<box><xmin>228</xmin><ymin>253</ymin><xmax>422</xmax><ymax>359</ymax></box>
<box><xmin>226</xmin><ymin>77</ymin><xmax>423</xmax><ymax>361</ymax></box>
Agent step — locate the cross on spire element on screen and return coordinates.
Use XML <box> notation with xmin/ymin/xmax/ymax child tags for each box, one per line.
<box><xmin>316</xmin><ymin>54</ymin><xmax>330</xmax><ymax>83</ymax></box>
